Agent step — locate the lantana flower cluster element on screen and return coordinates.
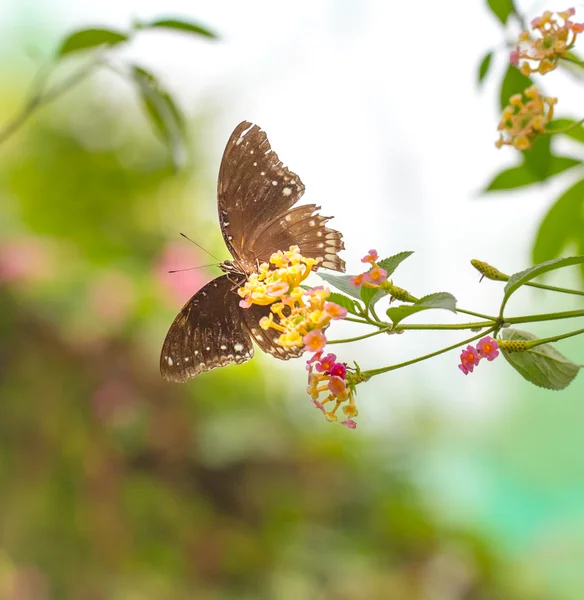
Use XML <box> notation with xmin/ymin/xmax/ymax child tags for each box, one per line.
<box><xmin>495</xmin><ymin>85</ymin><xmax>557</xmax><ymax>150</ymax></box>
<box><xmin>306</xmin><ymin>351</ymin><xmax>358</xmax><ymax>429</ymax></box>
<box><xmin>237</xmin><ymin>245</ymin><xmax>347</xmax><ymax>355</ymax></box>
<box><xmin>349</xmin><ymin>249</ymin><xmax>388</xmax><ymax>287</ymax></box>
<box><xmin>511</xmin><ymin>8</ymin><xmax>584</xmax><ymax>76</ymax></box>
<box><xmin>458</xmin><ymin>336</ymin><xmax>500</xmax><ymax>375</ymax></box>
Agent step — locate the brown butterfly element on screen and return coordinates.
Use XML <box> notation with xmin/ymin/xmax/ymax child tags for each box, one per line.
<box><xmin>160</xmin><ymin>121</ymin><xmax>345</xmax><ymax>382</ymax></box>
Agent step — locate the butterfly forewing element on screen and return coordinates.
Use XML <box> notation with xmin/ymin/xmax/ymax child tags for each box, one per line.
<box><xmin>160</xmin><ymin>275</ymin><xmax>253</xmax><ymax>382</ymax></box>
<box><xmin>217</xmin><ymin>121</ymin><xmax>344</xmax><ymax>273</ymax></box>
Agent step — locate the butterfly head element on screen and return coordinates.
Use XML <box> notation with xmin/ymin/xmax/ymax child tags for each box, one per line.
<box><xmin>219</xmin><ymin>259</ymin><xmax>251</xmax><ymax>279</ymax></box>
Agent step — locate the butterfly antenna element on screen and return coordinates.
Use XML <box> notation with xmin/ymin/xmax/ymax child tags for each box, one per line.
<box><xmin>179</xmin><ymin>232</ymin><xmax>222</xmax><ymax>263</ymax></box>
<box><xmin>168</xmin><ymin>264</ymin><xmax>218</xmax><ymax>274</ymax></box>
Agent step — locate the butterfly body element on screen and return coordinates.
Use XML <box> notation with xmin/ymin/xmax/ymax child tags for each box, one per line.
<box><xmin>160</xmin><ymin>121</ymin><xmax>345</xmax><ymax>383</ymax></box>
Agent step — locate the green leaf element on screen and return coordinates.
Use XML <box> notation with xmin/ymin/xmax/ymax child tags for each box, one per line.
<box><xmin>501</xmin><ymin>255</ymin><xmax>584</xmax><ymax>312</ymax></box>
<box><xmin>327</xmin><ymin>292</ymin><xmax>361</xmax><ymax>317</ymax></box>
<box><xmin>141</xmin><ymin>18</ymin><xmax>217</xmax><ymax>39</ymax></box>
<box><xmin>532</xmin><ymin>178</ymin><xmax>584</xmax><ymax>265</ymax></box>
<box><xmin>478</xmin><ymin>51</ymin><xmax>493</xmax><ymax>85</ymax></box>
<box><xmin>377</xmin><ymin>251</ymin><xmax>414</xmax><ymax>277</ymax></box>
<box><xmin>501</xmin><ymin>328</ymin><xmax>581</xmax><ymax>390</ymax></box>
<box><xmin>522</xmin><ymin>134</ymin><xmax>551</xmax><ymax>179</ymax></box>
<box><xmin>487</xmin><ymin>0</ymin><xmax>514</xmax><ymax>24</ymax></box>
<box><xmin>386</xmin><ymin>292</ymin><xmax>457</xmax><ymax>326</ymax></box>
<box><xmin>131</xmin><ymin>65</ymin><xmax>187</xmax><ymax>170</ymax></box>
<box><xmin>500</xmin><ymin>65</ymin><xmax>533</xmax><ymax>111</ymax></box>
<box><xmin>484</xmin><ymin>157</ymin><xmax>581</xmax><ymax>191</ymax></box>
<box><xmin>58</xmin><ymin>28</ymin><xmax>129</xmax><ymax>57</ymax></box>
<box><xmin>318</xmin><ymin>273</ymin><xmax>362</xmax><ymax>301</ymax></box>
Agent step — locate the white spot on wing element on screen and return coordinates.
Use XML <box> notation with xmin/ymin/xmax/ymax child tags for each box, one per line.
<box><xmin>234</xmin><ymin>343</ymin><xmax>244</xmax><ymax>352</ymax></box>
<box><xmin>282</xmin><ymin>187</ymin><xmax>292</xmax><ymax>196</ymax></box>
<box><xmin>220</xmin><ymin>344</ymin><xmax>227</xmax><ymax>350</ymax></box>
<box><xmin>167</xmin><ymin>357</ymin><xmax>174</xmax><ymax>366</ymax></box>
<box><xmin>272</xmin><ymin>181</ymin><xmax>278</xmax><ymax>186</ymax></box>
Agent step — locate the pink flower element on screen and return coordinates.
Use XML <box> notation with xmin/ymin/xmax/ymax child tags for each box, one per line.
<box><xmin>349</xmin><ymin>273</ymin><xmax>365</xmax><ymax>287</ymax></box>
<box><xmin>510</xmin><ymin>47</ymin><xmax>520</xmax><ymax>66</ymax></box>
<box><xmin>313</xmin><ymin>398</ymin><xmax>325</xmax><ymax>413</ymax></box>
<box><xmin>239</xmin><ymin>296</ymin><xmax>252</xmax><ymax>308</ymax></box>
<box><xmin>361</xmin><ymin>249</ymin><xmax>379</xmax><ymax>264</ymax></box>
<box><xmin>303</xmin><ymin>329</ymin><xmax>327</xmax><ymax>353</ymax></box>
<box><xmin>458</xmin><ymin>363</ymin><xmax>470</xmax><ymax>375</ymax></box>
<box><xmin>477</xmin><ymin>336</ymin><xmax>500</xmax><ymax>361</ymax></box>
<box><xmin>328</xmin><ymin>376</ymin><xmax>346</xmax><ymax>395</ymax></box>
<box><xmin>459</xmin><ymin>345</ymin><xmax>480</xmax><ymax>373</ymax></box>
<box><xmin>368</xmin><ymin>267</ymin><xmax>387</xmax><ymax>285</ymax></box>
<box><xmin>307</xmin><ymin>350</ymin><xmax>323</xmax><ymax>365</ymax></box>
<box><xmin>316</xmin><ymin>353</ymin><xmax>336</xmax><ymax>373</ymax></box>
<box><xmin>341</xmin><ymin>418</ymin><xmax>357</xmax><ymax>429</ymax></box>
<box><xmin>325</xmin><ymin>302</ymin><xmax>348</xmax><ymax>319</ymax></box>
<box><xmin>329</xmin><ymin>363</ymin><xmax>347</xmax><ymax>379</ymax></box>
<box><xmin>267</xmin><ymin>281</ymin><xmax>289</xmax><ymax>297</ymax></box>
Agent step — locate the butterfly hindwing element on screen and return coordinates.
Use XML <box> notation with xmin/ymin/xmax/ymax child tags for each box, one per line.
<box><xmin>160</xmin><ymin>275</ymin><xmax>253</xmax><ymax>382</ymax></box>
<box><xmin>242</xmin><ymin>302</ymin><xmax>304</xmax><ymax>361</ymax></box>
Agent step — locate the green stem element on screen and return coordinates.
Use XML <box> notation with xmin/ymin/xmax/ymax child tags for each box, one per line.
<box><xmin>362</xmin><ymin>328</ymin><xmax>495</xmax><ymax>378</ymax></box>
<box><xmin>524</xmin><ymin>280</ymin><xmax>584</xmax><ymax>297</ymax></box>
<box><xmin>0</xmin><ymin>58</ymin><xmax>100</xmax><ymax>147</ymax></box>
<box><xmin>527</xmin><ymin>327</ymin><xmax>584</xmax><ymax>349</ymax></box>
<box><xmin>344</xmin><ymin>316</ymin><xmax>370</xmax><ymax>325</ymax></box>
<box><xmin>327</xmin><ymin>328</ymin><xmax>391</xmax><ymax>345</ymax></box>
<box><xmin>506</xmin><ymin>308</ymin><xmax>584</xmax><ymax>325</ymax></box>
<box><xmin>396</xmin><ymin>320</ymin><xmax>494</xmax><ymax>331</ymax></box>
<box><xmin>456</xmin><ymin>307</ymin><xmax>497</xmax><ymax>320</ymax></box>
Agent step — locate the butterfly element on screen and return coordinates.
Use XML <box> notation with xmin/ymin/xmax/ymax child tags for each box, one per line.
<box><xmin>160</xmin><ymin>121</ymin><xmax>346</xmax><ymax>382</ymax></box>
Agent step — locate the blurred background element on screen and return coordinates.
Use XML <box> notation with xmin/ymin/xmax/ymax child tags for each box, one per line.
<box><xmin>1</xmin><ymin>0</ymin><xmax>583</xmax><ymax>598</ymax></box>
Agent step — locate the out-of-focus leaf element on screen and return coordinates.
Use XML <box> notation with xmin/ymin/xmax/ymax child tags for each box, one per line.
<box><xmin>478</xmin><ymin>51</ymin><xmax>493</xmax><ymax>85</ymax></box>
<box><xmin>142</xmin><ymin>18</ymin><xmax>217</xmax><ymax>39</ymax></box>
<box><xmin>484</xmin><ymin>165</ymin><xmax>538</xmax><ymax>191</ymax></box>
<box><xmin>532</xmin><ymin>178</ymin><xmax>584</xmax><ymax>265</ymax></box>
<box><xmin>318</xmin><ymin>273</ymin><xmax>362</xmax><ymax>301</ymax></box>
<box><xmin>500</xmin><ymin>65</ymin><xmax>533</xmax><ymax>111</ymax></box>
<box><xmin>522</xmin><ymin>135</ymin><xmax>551</xmax><ymax>179</ymax></box>
<box><xmin>132</xmin><ymin>65</ymin><xmax>187</xmax><ymax>170</ymax></box>
<box><xmin>501</xmin><ymin>255</ymin><xmax>584</xmax><ymax>312</ymax></box>
<box><xmin>547</xmin><ymin>118</ymin><xmax>584</xmax><ymax>143</ymax></box>
<box><xmin>327</xmin><ymin>292</ymin><xmax>361</xmax><ymax>316</ymax></box>
<box><xmin>484</xmin><ymin>156</ymin><xmax>580</xmax><ymax>191</ymax></box>
<box><xmin>386</xmin><ymin>292</ymin><xmax>457</xmax><ymax>326</ymax></box>
<box><xmin>487</xmin><ymin>0</ymin><xmax>514</xmax><ymax>24</ymax></box>
<box><xmin>58</xmin><ymin>28</ymin><xmax>129</xmax><ymax>57</ymax></box>
<box><xmin>501</xmin><ymin>328</ymin><xmax>581</xmax><ymax>390</ymax></box>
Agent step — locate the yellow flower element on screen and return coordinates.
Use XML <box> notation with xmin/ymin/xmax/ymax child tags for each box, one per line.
<box><xmin>496</xmin><ymin>85</ymin><xmax>557</xmax><ymax>150</ymax></box>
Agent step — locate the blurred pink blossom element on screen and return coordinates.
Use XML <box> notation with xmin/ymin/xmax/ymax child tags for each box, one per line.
<box><xmin>0</xmin><ymin>237</ymin><xmax>56</xmax><ymax>284</ymax></box>
<box><xmin>156</xmin><ymin>241</ymin><xmax>211</xmax><ymax>304</ymax></box>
